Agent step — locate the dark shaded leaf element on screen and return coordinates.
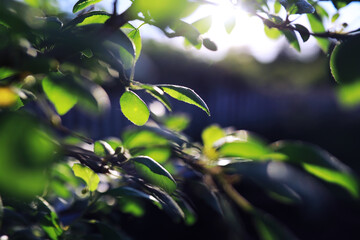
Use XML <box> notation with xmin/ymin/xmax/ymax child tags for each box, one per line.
<box><xmin>294</xmin><ymin>24</ymin><xmax>310</xmax><ymax>42</ymax></box>
<box><xmin>203</xmin><ymin>38</ymin><xmax>218</xmax><ymax>51</ymax></box>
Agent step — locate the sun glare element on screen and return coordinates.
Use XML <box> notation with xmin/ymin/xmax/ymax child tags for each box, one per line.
<box><xmin>188</xmin><ymin>1</ymin><xmax>282</xmax><ymax>61</ymax></box>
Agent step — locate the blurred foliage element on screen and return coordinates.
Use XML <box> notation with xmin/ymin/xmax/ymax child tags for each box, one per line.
<box><xmin>1</xmin><ymin>0</ymin><xmax>360</xmax><ymax>240</ymax></box>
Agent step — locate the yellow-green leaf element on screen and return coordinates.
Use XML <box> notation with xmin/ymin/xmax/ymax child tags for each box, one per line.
<box><xmin>42</xmin><ymin>77</ymin><xmax>77</xmax><ymax>115</ymax></box>
<box><xmin>120</xmin><ymin>91</ymin><xmax>150</xmax><ymax>126</ymax></box>
<box><xmin>72</xmin><ymin>163</ymin><xmax>100</xmax><ymax>192</ymax></box>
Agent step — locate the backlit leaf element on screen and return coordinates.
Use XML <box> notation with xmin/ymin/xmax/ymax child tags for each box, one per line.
<box><xmin>131</xmin><ymin>156</ymin><xmax>176</xmax><ymax>193</ymax></box>
<box><xmin>307</xmin><ymin>14</ymin><xmax>329</xmax><ymax>52</ymax></box>
<box><xmin>120</xmin><ymin>91</ymin><xmax>149</xmax><ymax>126</ymax></box>
<box><xmin>158</xmin><ymin>84</ymin><xmax>210</xmax><ymax>116</ymax></box>
<box><xmin>225</xmin><ymin>15</ymin><xmax>236</xmax><ymax>34</ymax></box>
<box><xmin>192</xmin><ymin>16</ymin><xmax>212</xmax><ymax>34</ymax></box>
<box><xmin>72</xmin><ymin>163</ymin><xmax>100</xmax><ymax>191</ymax></box>
<box><xmin>73</xmin><ymin>0</ymin><xmax>103</xmax><ymax>13</ymax></box>
<box><xmin>42</xmin><ymin>76</ymin><xmax>77</xmax><ymax>115</ymax></box>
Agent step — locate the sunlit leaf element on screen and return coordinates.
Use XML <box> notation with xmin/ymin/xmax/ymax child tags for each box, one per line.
<box><xmin>72</xmin><ymin>163</ymin><xmax>100</xmax><ymax>192</ymax></box>
<box><xmin>77</xmin><ymin>13</ymin><xmax>110</xmax><ymax>26</ymax></box>
<box><xmin>219</xmin><ymin>141</ymin><xmax>270</xmax><ymax>159</ymax></box>
<box><xmin>303</xmin><ymin>163</ymin><xmax>359</xmax><ymax>198</ymax></box>
<box><xmin>264</xmin><ymin>25</ymin><xmax>282</xmax><ymax>40</ymax></box>
<box><xmin>332</xmin><ymin>13</ymin><xmax>340</xmax><ymax>22</ymax></box>
<box><xmin>202</xmin><ymin>124</ymin><xmax>225</xmax><ymax>148</ymax></box>
<box><xmin>42</xmin><ymin>76</ymin><xmax>77</xmax><ymax>115</ymax></box>
<box><xmin>143</xmin><ymin>84</ymin><xmax>172</xmax><ymax>111</ymax></box>
<box><xmin>73</xmin><ymin>0</ymin><xmax>103</xmax><ymax>13</ymax></box>
<box><xmin>120</xmin><ymin>90</ymin><xmax>149</xmax><ymax>126</ymax></box>
<box><xmin>225</xmin><ymin>15</ymin><xmax>236</xmax><ymax>34</ymax></box>
<box><xmin>127</xmin><ymin>29</ymin><xmax>142</xmax><ymax>62</ymax></box>
<box><xmin>274</xmin><ymin>0</ymin><xmax>282</xmax><ymax>13</ymax></box>
<box><xmin>164</xmin><ymin>114</ymin><xmax>190</xmax><ymax>132</ymax></box>
<box><xmin>307</xmin><ymin>14</ymin><xmax>329</xmax><ymax>52</ymax></box>
<box><xmin>337</xmin><ymin>81</ymin><xmax>360</xmax><ymax>108</ymax></box>
<box><xmin>94</xmin><ymin>140</ymin><xmax>115</xmax><ymax>157</ymax></box>
<box><xmin>158</xmin><ymin>84</ymin><xmax>210</xmax><ymax>116</ymax></box>
<box><xmin>131</xmin><ymin>156</ymin><xmax>177</xmax><ymax>193</ymax></box>
<box><xmin>192</xmin><ymin>16</ymin><xmax>212</xmax><ymax>34</ymax></box>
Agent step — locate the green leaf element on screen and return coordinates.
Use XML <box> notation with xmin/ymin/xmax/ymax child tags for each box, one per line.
<box><xmin>274</xmin><ymin>0</ymin><xmax>282</xmax><ymax>13</ymax></box>
<box><xmin>294</xmin><ymin>24</ymin><xmax>310</xmax><ymax>42</ymax></box>
<box><xmin>120</xmin><ymin>90</ymin><xmax>150</xmax><ymax>126</ymax></box>
<box><xmin>264</xmin><ymin>25</ymin><xmax>282</xmax><ymax>40</ymax></box>
<box><xmin>77</xmin><ymin>14</ymin><xmax>110</xmax><ymax>26</ymax></box>
<box><xmin>203</xmin><ymin>38</ymin><xmax>218</xmax><ymax>51</ymax></box>
<box><xmin>131</xmin><ymin>156</ymin><xmax>177</xmax><ymax>193</ymax></box>
<box><xmin>73</xmin><ymin>0</ymin><xmax>103</xmax><ymax>13</ymax></box>
<box><xmin>94</xmin><ymin>140</ymin><xmax>115</xmax><ymax>157</ymax></box>
<box><xmin>219</xmin><ymin>142</ymin><xmax>270</xmax><ymax>159</ymax></box>
<box><xmin>303</xmin><ymin>164</ymin><xmax>359</xmax><ymax>198</ymax></box>
<box><xmin>202</xmin><ymin>124</ymin><xmax>225</xmax><ymax>148</ymax></box>
<box><xmin>144</xmin><ymin>85</ymin><xmax>172</xmax><ymax>111</ymax></box>
<box><xmin>331</xmin><ymin>13</ymin><xmax>340</xmax><ymax>22</ymax></box>
<box><xmin>330</xmin><ymin>35</ymin><xmax>360</xmax><ymax>84</ymax></box>
<box><xmin>42</xmin><ymin>76</ymin><xmax>77</xmax><ymax>115</ymax></box>
<box><xmin>192</xmin><ymin>16</ymin><xmax>212</xmax><ymax>34</ymax></box>
<box><xmin>337</xmin><ymin>81</ymin><xmax>360</xmax><ymax>108</ymax></box>
<box><xmin>72</xmin><ymin>163</ymin><xmax>100</xmax><ymax>192</ymax></box>
<box><xmin>164</xmin><ymin>114</ymin><xmax>190</xmax><ymax>132</ymax></box>
<box><xmin>307</xmin><ymin>14</ymin><xmax>329</xmax><ymax>52</ymax></box>
<box><xmin>281</xmin><ymin>29</ymin><xmax>300</xmax><ymax>52</ymax></box>
<box><xmin>158</xmin><ymin>84</ymin><xmax>210</xmax><ymax>116</ymax></box>
<box><xmin>0</xmin><ymin>113</ymin><xmax>56</xmax><ymax>199</ymax></box>
<box><xmin>127</xmin><ymin>29</ymin><xmax>142</xmax><ymax>62</ymax></box>
<box><xmin>225</xmin><ymin>15</ymin><xmax>236</xmax><ymax>34</ymax></box>
<box><xmin>271</xmin><ymin>141</ymin><xmax>359</xmax><ymax>197</ymax></box>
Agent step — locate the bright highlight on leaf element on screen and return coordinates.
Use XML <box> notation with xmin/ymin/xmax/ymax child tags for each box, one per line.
<box><xmin>303</xmin><ymin>163</ymin><xmax>359</xmax><ymax>198</ymax></box>
<box><xmin>224</xmin><ymin>15</ymin><xmax>236</xmax><ymax>34</ymax></box>
<box><xmin>192</xmin><ymin>16</ymin><xmax>212</xmax><ymax>34</ymax></box>
<box><xmin>72</xmin><ymin>163</ymin><xmax>100</xmax><ymax>192</ymax></box>
<box><xmin>158</xmin><ymin>84</ymin><xmax>210</xmax><ymax>116</ymax></box>
<box><xmin>132</xmin><ymin>156</ymin><xmax>177</xmax><ymax>193</ymax></box>
<box><xmin>42</xmin><ymin>77</ymin><xmax>78</xmax><ymax>115</ymax></box>
<box><xmin>73</xmin><ymin>0</ymin><xmax>103</xmax><ymax>13</ymax></box>
<box><xmin>120</xmin><ymin>90</ymin><xmax>150</xmax><ymax>126</ymax></box>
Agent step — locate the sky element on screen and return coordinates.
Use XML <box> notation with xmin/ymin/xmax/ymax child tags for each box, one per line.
<box><xmin>60</xmin><ymin>0</ymin><xmax>360</xmax><ymax>62</ymax></box>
